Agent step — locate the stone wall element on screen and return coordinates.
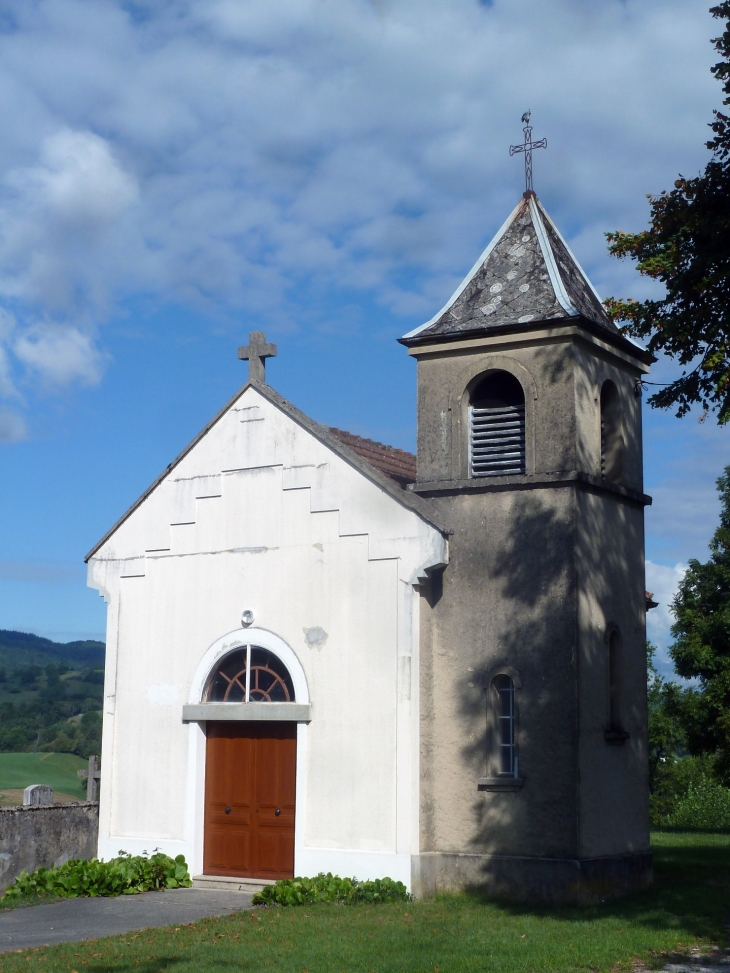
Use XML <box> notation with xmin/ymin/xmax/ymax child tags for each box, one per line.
<box><xmin>0</xmin><ymin>803</ymin><xmax>98</xmax><ymax>893</ymax></box>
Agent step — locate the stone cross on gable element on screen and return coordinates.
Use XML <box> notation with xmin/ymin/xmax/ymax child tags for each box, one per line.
<box><xmin>238</xmin><ymin>331</ymin><xmax>277</xmax><ymax>384</ymax></box>
<box><xmin>78</xmin><ymin>754</ymin><xmax>101</xmax><ymax>802</ymax></box>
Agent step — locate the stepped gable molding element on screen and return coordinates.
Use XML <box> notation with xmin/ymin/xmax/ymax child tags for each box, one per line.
<box><xmin>85</xmin><ymin>382</ymin><xmax>447</xmax><ymax>565</ymax></box>
<box><xmin>399</xmin><ymin>193</ymin><xmax>650</xmax><ymax>363</ymax></box>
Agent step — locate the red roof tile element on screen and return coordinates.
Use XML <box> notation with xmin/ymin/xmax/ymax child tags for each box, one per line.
<box><xmin>329</xmin><ymin>428</ymin><xmax>417</xmax><ymax>488</ymax></box>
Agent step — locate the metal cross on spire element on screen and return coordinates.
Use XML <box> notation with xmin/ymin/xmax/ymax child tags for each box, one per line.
<box><xmin>509</xmin><ymin>111</ymin><xmax>547</xmax><ymax>195</ymax></box>
<box><xmin>238</xmin><ymin>331</ymin><xmax>277</xmax><ymax>384</ymax></box>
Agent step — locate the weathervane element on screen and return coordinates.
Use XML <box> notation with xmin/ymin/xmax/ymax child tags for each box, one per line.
<box><xmin>509</xmin><ymin>111</ymin><xmax>547</xmax><ymax>195</ymax></box>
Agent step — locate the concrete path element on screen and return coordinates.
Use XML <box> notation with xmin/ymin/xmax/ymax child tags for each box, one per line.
<box><xmin>0</xmin><ymin>887</ymin><xmax>253</xmax><ymax>952</ymax></box>
<box><xmin>659</xmin><ymin>961</ymin><xmax>730</xmax><ymax>972</ymax></box>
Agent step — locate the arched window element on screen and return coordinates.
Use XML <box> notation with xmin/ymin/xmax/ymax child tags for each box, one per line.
<box><xmin>607</xmin><ymin>629</ymin><xmax>621</xmax><ymax>731</ymax></box>
<box><xmin>492</xmin><ymin>674</ymin><xmax>517</xmax><ymax>777</ymax></box>
<box><xmin>206</xmin><ymin>646</ymin><xmax>295</xmax><ymax>703</ymax></box>
<box><xmin>604</xmin><ymin>628</ymin><xmax>629</xmax><ymax>743</ymax></box>
<box><xmin>469</xmin><ymin>371</ymin><xmax>526</xmax><ymax>477</ymax></box>
<box><xmin>600</xmin><ymin>381</ymin><xmax>623</xmax><ymax>482</ymax></box>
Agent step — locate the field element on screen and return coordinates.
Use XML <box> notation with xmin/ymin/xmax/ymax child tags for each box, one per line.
<box><xmin>0</xmin><ymin>752</ymin><xmax>87</xmax><ymax>804</ymax></box>
<box><xmin>0</xmin><ymin>831</ymin><xmax>727</xmax><ymax>972</ymax></box>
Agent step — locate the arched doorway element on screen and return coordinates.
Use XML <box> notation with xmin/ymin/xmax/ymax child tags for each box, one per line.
<box><xmin>202</xmin><ymin>644</ymin><xmax>298</xmax><ymax>880</ymax></box>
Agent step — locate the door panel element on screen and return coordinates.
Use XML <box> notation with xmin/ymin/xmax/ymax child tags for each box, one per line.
<box><xmin>203</xmin><ymin>722</ymin><xmax>296</xmax><ymax>879</ymax></box>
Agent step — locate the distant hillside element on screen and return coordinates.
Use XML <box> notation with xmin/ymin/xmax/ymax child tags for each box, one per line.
<box><xmin>0</xmin><ymin>631</ymin><xmax>105</xmax><ymax>669</ymax></box>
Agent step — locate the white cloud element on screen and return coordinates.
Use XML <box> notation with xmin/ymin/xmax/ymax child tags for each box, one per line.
<box><xmin>644</xmin><ymin>384</ymin><xmax>726</xmax><ymax>565</ymax></box>
<box><xmin>0</xmin><ymin>128</ymin><xmax>138</xmax><ymax>312</ymax></box>
<box><xmin>0</xmin><ymin>560</ymin><xmax>80</xmax><ymax>583</ymax></box>
<box><xmin>0</xmin><ymin>408</ymin><xmax>27</xmax><ymax>443</ymax></box>
<box><xmin>17</xmin><ymin>128</ymin><xmax>137</xmax><ymax>229</ymax></box>
<box><xmin>13</xmin><ymin>324</ymin><xmax>104</xmax><ymax>387</ymax></box>
<box><xmin>645</xmin><ymin>560</ymin><xmax>688</xmax><ymax>663</ymax></box>
<box><xmin>0</xmin><ymin>309</ymin><xmax>18</xmax><ymax>399</ymax></box>
<box><xmin>0</xmin><ymin>0</ymin><xmax>720</xmax><ymax>425</ymax></box>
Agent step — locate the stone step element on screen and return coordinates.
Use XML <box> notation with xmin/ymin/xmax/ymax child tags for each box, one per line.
<box><xmin>192</xmin><ymin>874</ymin><xmax>277</xmax><ymax>893</ymax></box>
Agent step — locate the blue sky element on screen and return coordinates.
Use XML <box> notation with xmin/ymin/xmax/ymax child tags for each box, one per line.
<box><xmin>0</xmin><ymin>0</ymin><xmax>727</xmax><ymax>673</ymax></box>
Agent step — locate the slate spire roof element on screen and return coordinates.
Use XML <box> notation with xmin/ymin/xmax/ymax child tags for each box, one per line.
<box><xmin>399</xmin><ymin>192</ymin><xmax>623</xmax><ymax>348</ymax></box>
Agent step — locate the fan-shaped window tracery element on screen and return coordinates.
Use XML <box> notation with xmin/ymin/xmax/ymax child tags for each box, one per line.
<box><xmin>206</xmin><ymin>646</ymin><xmax>295</xmax><ymax>703</ymax></box>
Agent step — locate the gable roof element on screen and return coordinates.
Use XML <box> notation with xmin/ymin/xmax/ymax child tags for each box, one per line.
<box><xmin>85</xmin><ymin>381</ymin><xmax>447</xmax><ymax>562</ymax></box>
<box><xmin>328</xmin><ymin>429</ymin><xmax>416</xmax><ymax>488</ymax></box>
<box><xmin>399</xmin><ymin>192</ymin><xmax>649</xmax><ymax>362</ymax></box>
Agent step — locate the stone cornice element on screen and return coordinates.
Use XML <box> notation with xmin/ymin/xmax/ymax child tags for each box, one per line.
<box><xmin>408</xmin><ymin>471</ymin><xmax>651</xmax><ymax>507</ymax></box>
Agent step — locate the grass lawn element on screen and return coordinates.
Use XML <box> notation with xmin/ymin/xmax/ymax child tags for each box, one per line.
<box><xmin>0</xmin><ymin>752</ymin><xmax>87</xmax><ymax>803</ymax></box>
<box><xmin>0</xmin><ymin>831</ymin><xmax>727</xmax><ymax>972</ymax></box>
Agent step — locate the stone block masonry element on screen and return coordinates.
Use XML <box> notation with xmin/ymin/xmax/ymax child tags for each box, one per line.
<box><xmin>0</xmin><ymin>803</ymin><xmax>99</xmax><ymax>893</ymax></box>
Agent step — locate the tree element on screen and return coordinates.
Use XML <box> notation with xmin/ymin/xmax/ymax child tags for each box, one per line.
<box><xmin>670</xmin><ymin>465</ymin><xmax>730</xmax><ymax>783</ymax></box>
<box><xmin>646</xmin><ymin>642</ymin><xmax>686</xmax><ymax>795</ymax></box>
<box><xmin>605</xmin><ymin>3</ymin><xmax>730</xmax><ymax>423</ymax></box>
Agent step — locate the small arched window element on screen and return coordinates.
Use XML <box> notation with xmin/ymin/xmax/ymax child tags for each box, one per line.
<box><xmin>600</xmin><ymin>381</ymin><xmax>623</xmax><ymax>482</ymax></box>
<box><xmin>492</xmin><ymin>674</ymin><xmax>517</xmax><ymax>777</ymax></box>
<box><xmin>206</xmin><ymin>646</ymin><xmax>295</xmax><ymax>703</ymax></box>
<box><xmin>607</xmin><ymin>629</ymin><xmax>621</xmax><ymax>731</ymax></box>
<box><xmin>604</xmin><ymin>628</ymin><xmax>629</xmax><ymax>743</ymax></box>
<box><xmin>469</xmin><ymin>371</ymin><xmax>525</xmax><ymax>477</ymax></box>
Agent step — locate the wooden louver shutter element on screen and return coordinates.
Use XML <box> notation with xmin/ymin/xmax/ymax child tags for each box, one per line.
<box><xmin>469</xmin><ymin>403</ymin><xmax>526</xmax><ymax>477</ymax></box>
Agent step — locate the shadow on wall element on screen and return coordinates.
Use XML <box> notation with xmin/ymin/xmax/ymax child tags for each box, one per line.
<box><xmin>451</xmin><ymin>483</ymin><xmax>645</xmax><ymax>858</ymax></box>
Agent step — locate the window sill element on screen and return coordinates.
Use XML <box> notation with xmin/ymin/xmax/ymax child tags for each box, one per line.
<box><xmin>604</xmin><ymin>729</ymin><xmax>630</xmax><ymax>745</ymax></box>
<box><xmin>478</xmin><ymin>777</ymin><xmax>525</xmax><ymax>792</ymax></box>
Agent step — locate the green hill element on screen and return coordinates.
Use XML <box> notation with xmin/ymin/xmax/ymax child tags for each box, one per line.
<box><xmin>0</xmin><ymin>752</ymin><xmax>88</xmax><ymax>801</ymax></box>
<box><xmin>0</xmin><ymin>630</ymin><xmax>104</xmax><ymax>670</ymax></box>
<box><xmin>0</xmin><ymin>631</ymin><xmax>105</xmax><ymax>758</ymax></box>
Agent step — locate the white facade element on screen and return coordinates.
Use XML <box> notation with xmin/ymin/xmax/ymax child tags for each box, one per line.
<box><xmin>87</xmin><ymin>383</ymin><xmax>447</xmax><ymax>887</ymax></box>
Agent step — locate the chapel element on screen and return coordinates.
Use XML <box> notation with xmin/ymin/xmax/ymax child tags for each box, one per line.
<box><xmin>87</xmin><ymin>187</ymin><xmax>653</xmax><ymax>903</ymax></box>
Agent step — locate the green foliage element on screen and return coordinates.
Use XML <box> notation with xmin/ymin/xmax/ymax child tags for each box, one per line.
<box><xmin>646</xmin><ymin>641</ymin><xmax>730</xmax><ymax>829</ymax></box>
<box><xmin>3</xmin><ymin>851</ymin><xmax>191</xmax><ymax>900</ymax></box>
<box><xmin>646</xmin><ymin>642</ymin><xmax>686</xmax><ymax>796</ymax></box>
<box><xmin>669</xmin><ymin>466</ymin><xmax>730</xmax><ymax>783</ymax></box>
<box><xmin>0</xmin><ymin>630</ymin><xmax>104</xmax><ymax>669</ymax></box>
<box><xmin>252</xmin><ymin>873</ymin><xmax>410</xmax><ymax>906</ymax></box>
<box><xmin>0</xmin><ymin>659</ymin><xmax>104</xmax><ymax>758</ymax></box>
<box><xmin>605</xmin><ymin>2</ymin><xmax>730</xmax><ymax>423</ymax></box>
<box><xmin>650</xmin><ymin>754</ymin><xmax>730</xmax><ymax>827</ymax></box>
<box><xmin>664</xmin><ymin>775</ymin><xmax>730</xmax><ymax>829</ymax></box>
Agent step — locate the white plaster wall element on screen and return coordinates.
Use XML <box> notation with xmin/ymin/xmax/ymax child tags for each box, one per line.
<box><xmin>89</xmin><ymin>386</ymin><xmax>445</xmax><ymax>886</ymax></box>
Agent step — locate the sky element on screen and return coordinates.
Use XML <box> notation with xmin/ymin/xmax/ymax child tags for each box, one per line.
<box><xmin>0</xmin><ymin>0</ymin><xmax>727</xmax><ymax>676</ymax></box>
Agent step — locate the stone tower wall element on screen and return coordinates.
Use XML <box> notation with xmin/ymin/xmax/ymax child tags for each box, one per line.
<box><xmin>410</xmin><ymin>325</ymin><xmax>652</xmax><ymax>901</ymax></box>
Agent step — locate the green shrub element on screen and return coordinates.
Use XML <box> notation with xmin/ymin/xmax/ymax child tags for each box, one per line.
<box><xmin>252</xmin><ymin>873</ymin><xmax>410</xmax><ymax>906</ymax></box>
<box><xmin>664</xmin><ymin>777</ymin><xmax>730</xmax><ymax>830</ymax></box>
<box><xmin>3</xmin><ymin>850</ymin><xmax>191</xmax><ymax>900</ymax></box>
<box><xmin>651</xmin><ymin>754</ymin><xmax>710</xmax><ymax>824</ymax></box>
<box><xmin>651</xmin><ymin>754</ymin><xmax>730</xmax><ymax>829</ymax></box>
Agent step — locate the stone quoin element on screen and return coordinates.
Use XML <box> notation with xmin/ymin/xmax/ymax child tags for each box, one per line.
<box><xmin>87</xmin><ymin>188</ymin><xmax>653</xmax><ymax>903</ymax></box>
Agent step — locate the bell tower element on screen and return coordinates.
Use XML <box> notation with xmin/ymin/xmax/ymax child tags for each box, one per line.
<box><xmin>401</xmin><ymin>191</ymin><xmax>654</xmax><ymax>902</ymax></box>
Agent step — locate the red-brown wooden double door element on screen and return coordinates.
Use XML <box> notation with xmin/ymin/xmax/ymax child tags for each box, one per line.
<box><xmin>203</xmin><ymin>722</ymin><xmax>296</xmax><ymax>879</ymax></box>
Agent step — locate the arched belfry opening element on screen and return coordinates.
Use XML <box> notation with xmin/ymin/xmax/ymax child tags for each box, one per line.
<box><xmin>469</xmin><ymin>371</ymin><xmax>526</xmax><ymax>477</ymax></box>
<box><xmin>600</xmin><ymin>380</ymin><xmax>623</xmax><ymax>482</ymax></box>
